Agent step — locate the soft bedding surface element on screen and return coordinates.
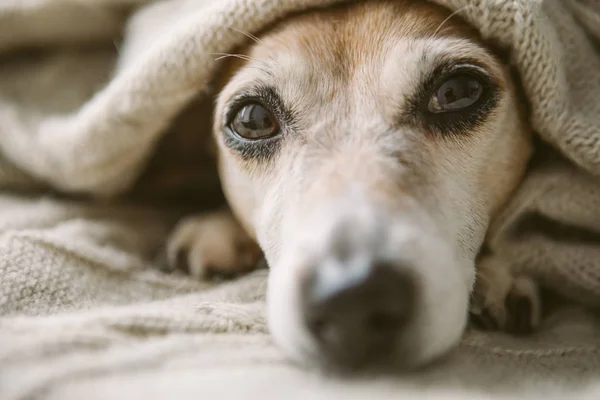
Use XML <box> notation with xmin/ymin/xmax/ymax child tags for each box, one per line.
<box><xmin>1</xmin><ymin>0</ymin><xmax>600</xmax><ymax>398</ymax></box>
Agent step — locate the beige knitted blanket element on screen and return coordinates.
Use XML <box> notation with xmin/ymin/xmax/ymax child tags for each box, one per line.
<box><xmin>2</xmin><ymin>0</ymin><xmax>600</xmax><ymax>398</ymax></box>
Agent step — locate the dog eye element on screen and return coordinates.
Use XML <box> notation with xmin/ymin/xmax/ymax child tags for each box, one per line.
<box><xmin>428</xmin><ymin>74</ymin><xmax>484</xmax><ymax>113</ymax></box>
<box><xmin>231</xmin><ymin>103</ymin><xmax>279</xmax><ymax>140</ymax></box>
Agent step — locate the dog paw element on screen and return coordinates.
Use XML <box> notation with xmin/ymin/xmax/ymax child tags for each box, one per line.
<box><xmin>165</xmin><ymin>210</ymin><xmax>263</xmax><ymax>280</ymax></box>
<box><xmin>470</xmin><ymin>267</ymin><xmax>541</xmax><ymax>335</ymax></box>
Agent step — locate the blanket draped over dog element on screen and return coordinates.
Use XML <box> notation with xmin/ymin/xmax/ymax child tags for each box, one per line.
<box><xmin>1</xmin><ymin>0</ymin><xmax>600</xmax><ymax>398</ymax></box>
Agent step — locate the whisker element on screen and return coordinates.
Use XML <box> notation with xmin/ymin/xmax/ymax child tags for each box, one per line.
<box><xmin>229</xmin><ymin>26</ymin><xmax>262</xmax><ymax>44</ymax></box>
<box><xmin>213</xmin><ymin>52</ymin><xmax>255</xmax><ymax>62</ymax></box>
<box><xmin>432</xmin><ymin>5</ymin><xmax>473</xmax><ymax>38</ymax></box>
<box><xmin>211</xmin><ymin>52</ymin><xmax>270</xmax><ymax>71</ymax></box>
<box><xmin>113</xmin><ymin>39</ymin><xmax>121</xmax><ymax>55</ymax></box>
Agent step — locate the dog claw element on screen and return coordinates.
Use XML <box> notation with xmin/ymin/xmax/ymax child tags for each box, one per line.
<box><xmin>471</xmin><ymin>272</ymin><xmax>541</xmax><ymax>334</ymax></box>
<box><xmin>471</xmin><ymin>308</ymin><xmax>499</xmax><ymax>331</ymax></box>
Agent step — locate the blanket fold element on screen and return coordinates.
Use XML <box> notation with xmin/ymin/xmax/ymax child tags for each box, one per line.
<box><xmin>2</xmin><ymin>0</ymin><xmax>600</xmax><ymax>398</ymax></box>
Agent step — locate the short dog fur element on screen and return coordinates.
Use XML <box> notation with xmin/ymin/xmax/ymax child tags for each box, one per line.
<box><xmin>149</xmin><ymin>0</ymin><xmax>539</xmax><ymax>370</ymax></box>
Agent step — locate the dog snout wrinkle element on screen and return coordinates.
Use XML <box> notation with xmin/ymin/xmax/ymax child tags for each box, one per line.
<box><xmin>302</xmin><ymin>256</ymin><xmax>415</xmax><ymax>369</ymax></box>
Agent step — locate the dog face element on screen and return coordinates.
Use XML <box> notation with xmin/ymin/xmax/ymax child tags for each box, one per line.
<box><xmin>213</xmin><ymin>0</ymin><xmax>532</xmax><ymax>369</ymax></box>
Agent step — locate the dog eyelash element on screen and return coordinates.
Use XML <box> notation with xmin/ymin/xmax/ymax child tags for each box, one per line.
<box><xmin>222</xmin><ymin>86</ymin><xmax>292</xmax><ymax>128</ymax></box>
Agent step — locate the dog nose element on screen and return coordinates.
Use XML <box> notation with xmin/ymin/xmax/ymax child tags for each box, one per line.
<box><xmin>302</xmin><ymin>259</ymin><xmax>415</xmax><ymax>368</ymax></box>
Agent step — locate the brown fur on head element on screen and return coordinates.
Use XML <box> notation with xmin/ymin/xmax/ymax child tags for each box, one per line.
<box><xmin>167</xmin><ymin>0</ymin><xmax>533</xmax><ymax>369</ymax></box>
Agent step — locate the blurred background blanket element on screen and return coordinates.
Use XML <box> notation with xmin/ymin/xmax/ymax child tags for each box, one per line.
<box><xmin>1</xmin><ymin>0</ymin><xmax>600</xmax><ymax>398</ymax></box>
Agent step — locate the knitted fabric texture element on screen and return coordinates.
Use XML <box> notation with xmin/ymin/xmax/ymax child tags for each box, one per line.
<box><xmin>1</xmin><ymin>0</ymin><xmax>600</xmax><ymax>398</ymax></box>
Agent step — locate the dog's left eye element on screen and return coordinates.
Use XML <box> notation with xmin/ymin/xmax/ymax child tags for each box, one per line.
<box><xmin>428</xmin><ymin>74</ymin><xmax>484</xmax><ymax>113</ymax></box>
<box><xmin>231</xmin><ymin>103</ymin><xmax>280</xmax><ymax>140</ymax></box>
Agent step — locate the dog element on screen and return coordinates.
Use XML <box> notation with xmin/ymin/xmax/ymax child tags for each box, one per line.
<box><xmin>153</xmin><ymin>0</ymin><xmax>540</xmax><ymax>370</ymax></box>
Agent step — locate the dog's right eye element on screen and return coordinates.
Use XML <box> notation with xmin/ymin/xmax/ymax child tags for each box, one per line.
<box><xmin>230</xmin><ymin>103</ymin><xmax>280</xmax><ymax>140</ymax></box>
